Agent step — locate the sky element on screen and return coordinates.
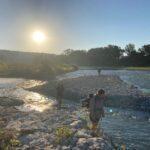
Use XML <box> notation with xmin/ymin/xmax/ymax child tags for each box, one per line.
<box><xmin>0</xmin><ymin>0</ymin><xmax>150</xmax><ymax>54</ymax></box>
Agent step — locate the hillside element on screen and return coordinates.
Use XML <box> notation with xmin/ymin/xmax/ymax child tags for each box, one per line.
<box><xmin>0</xmin><ymin>50</ymin><xmax>57</xmax><ymax>64</ymax></box>
<box><xmin>0</xmin><ymin>50</ymin><xmax>77</xmax><ymax>79</ymax></box>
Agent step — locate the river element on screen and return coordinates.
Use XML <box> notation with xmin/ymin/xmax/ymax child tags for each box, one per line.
<box><xmin>0</xmin><ymin>69</ymin><xmax>150</xmax><ymax>149</ymax></box>
<box><xmin>57</xmin><ymin>69</ymin><xmax>150</xmax><ymax>95</ymax></box>
<box><xmin>58</xmin><ymin>69</ymin><xmax>150</xmax><ymax>149</ymax></box>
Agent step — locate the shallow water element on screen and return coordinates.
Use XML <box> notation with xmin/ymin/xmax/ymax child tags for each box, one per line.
<box><xmin>58</xmin><ymin>69</ymin><xmax>150</xmax><ymax>94</ymax></box>
<box><xmin>102</xmin><ymin>108</ymin><xmax>150</xmax><ymax>150</ymax></box>
<box><xmin>0</xmin><ymin>71</ymin><xmax>150</xmax><ymax>149</ymax></box>
<box><xmin>0</xmin><ymin>78</ymin><xmax>24</xmax><ymax>88</ymax></box>
<box><xmin>0</xmin><ymin>78</ymin><xmax>54</xmax><ymax>112</ymax></box>
<box><xmin>58</xmin><ymin>69</ymin><xmax>150</xmax><ymax>149</ymax></box>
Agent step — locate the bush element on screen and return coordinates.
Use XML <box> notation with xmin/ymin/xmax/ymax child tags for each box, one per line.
<box><xmin>55</xmin><ymin>126</ymin><xmax>73</xmax><ymax>144</ymax></box>
<box><xmin>0</xmin><ymin>129</ymin><xmax>21</xmax><ymax>149</ymax></box>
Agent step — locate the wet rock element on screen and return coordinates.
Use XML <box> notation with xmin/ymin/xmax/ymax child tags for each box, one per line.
<box><xmin>6</xmin><ymin>120</ymin><xmax>22</xmax><ymax>131</ymax></box>
<box><xmin>0</xmin><ymin>80</ymin><xmax>113</xmax><ymax>149</ymax></box>
<box><xmin>131</xmin><ymin>115</ymin><xmax>136</xmax><ymax>119</ymax></box>
<box><xmin>19</xmin><ymin>135</ymin><xmax>32</xmax><ymax>145</ymax></box>
<box><xmin>21</xmin><ymin>145</ymin><xmax>30</xmax><ymax>150</ymax></box>
<box><xmin>75</xmin><ymin>129</ymin><xmax>92</xmax><ymax>138</ymax></box>
<box><xmin>75</xmin><ymin>137</ymin><xmax>112</xmax><ymax>150</ymax></box>
<box><xmin>0</xmin><ymin>97</ymin><xmax>24</xmax><ymax>107</ymax></box>
<box><xmin>70</xmin><ymin>136</ymin><xmax>78</xmax><ymax>146</ymax></box>
<box><xmin>0</xmin><ymin>106</ymin><xmax>3</xmax><ymax>110</ymax></box>
<box><xmin>75</xmin><ymin>138</ymin><xmax>89</xmax><ymax>150</ymax></box>
<box><xmin>70</xmin><ymin>120</ymin><xmax>83</xmax><ymax>129</ymax></box>
<box><xmin>61</xmin><ymin>146</ymin><xmax>71</xmax><ymax>150</ymax></box>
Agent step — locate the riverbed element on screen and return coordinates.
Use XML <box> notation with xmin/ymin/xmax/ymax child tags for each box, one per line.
<box><xmin>0</xmin><ymin>78</ymin><xmax>113</xmax><ymax>149</ymax></box>
<box><xmin>58</xmin><ymin>69</ymin><xmax>150</xmax><ymax>149</ymax></box>
<box><xmin>0</xmin><ymin>69</ymin><xmax>150</xmax><ymax>149</ymax></box>
<box><xmin>57</xmin><ymin>69</ymin><xmax>150</xmax><ymax>95</ymax></box>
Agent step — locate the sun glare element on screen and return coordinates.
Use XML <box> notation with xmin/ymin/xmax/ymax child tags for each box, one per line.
<box><xmin>32</xmin><ymin>31</ymin><xmax>46</xmax><ymax>43</ymax></box>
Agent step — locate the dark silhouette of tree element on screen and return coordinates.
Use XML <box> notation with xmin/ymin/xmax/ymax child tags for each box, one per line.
<box><xmin>61</xmin><ymin>44</ymin><xmax>150</xmax><ymax>67</ymax></box>
<box><xmin>125</xmin><ymin>43</ymin><xmax>136</xmax><ymax>56</ymax></box>
<box><xmin>141</xmin><ymin>45</ymin><xmax>150</xmax><ymax>56</ymax></box>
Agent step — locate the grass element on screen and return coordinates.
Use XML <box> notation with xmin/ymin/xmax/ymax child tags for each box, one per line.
<box><xmin>55</xmin><ymin>126</ymin><xmax>73</xmax><ymax>144</ymax></box>
<box><xmin>79</xmin><ymin>66</ymin><xmax>150</xmax><ymax>71</ymax></box>
<box><xmin>0</xmin><ymin>128</ymin><xmax>21</xmax><ymax>149</ymax></box>
<box><xmin>0</xmin><ymin>62</ymin><xmax>77</xmax><ymax>79</ymax></box>
<box><xmin>126</xmin><ymin>67</ymin><xmax>150</xmax><ymax>70</ymax></box>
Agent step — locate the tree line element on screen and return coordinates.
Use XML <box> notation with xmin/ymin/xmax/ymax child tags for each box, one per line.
<box><xmin>59</xmin><ymin>44</ymin><xmax>150</xmax><ymax>67</ymax></box>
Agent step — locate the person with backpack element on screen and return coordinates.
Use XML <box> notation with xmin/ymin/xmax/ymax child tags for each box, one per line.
<box><xmin>89</xmin><ymin>89</ymin><xmax>106</xmax><ymax>132</ymax></box>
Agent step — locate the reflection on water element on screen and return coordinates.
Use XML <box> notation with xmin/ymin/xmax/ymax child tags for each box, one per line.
<box><xmin>0</xmin><ymin>78</ymin><xmax>24</xmax><ymax>88</ymax></box>
<box><xmin>0</xmin><ymin>78</ymin><xmax>55</xmax><ymax>112</ymax></box>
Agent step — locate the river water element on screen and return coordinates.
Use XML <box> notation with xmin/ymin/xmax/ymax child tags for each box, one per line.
<box><xmin>0</xmin><ymin>69</ymin><xmax>150</xmax><ymax>149</ymax></box>
<box><xmin>57</xmin><ymin>69</ymin><xmax>150</xmax><ymax>95</ymax></box>
<box><xmin>58</xmin><ymin>69</ymin><xmax>150</xmax><ymax>149</ymax></box>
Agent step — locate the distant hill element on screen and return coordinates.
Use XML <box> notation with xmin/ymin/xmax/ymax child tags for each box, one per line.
<box><xmin>0</xmin><ymin>50</ymin><xmax>77</xmax><ymax>79</ymax></box>
<box><xmin>0</xmin><ymin>49</ymin><xmax>57</xmax><ymax>64</ymax></box>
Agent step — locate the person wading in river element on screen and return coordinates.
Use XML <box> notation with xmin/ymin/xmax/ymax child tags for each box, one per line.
<box><xmin>97</xmin><ymin>68</ymin><xmax>101</xmax><ymax>76</ymax></box>
<box><xmin>89</xmin><ymin>89</ymin><xmax>106</xmax><ymax>134</ymax></box>
<box><xmin>56</xmin><ymin>82</ymin><xmax>64</xmax><ymax>109</ymax></box>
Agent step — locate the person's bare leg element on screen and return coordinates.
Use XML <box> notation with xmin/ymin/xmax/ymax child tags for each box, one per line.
<box><xmin>92</xmin><ymin>122</ymin><xmax>98</xmax><ymax>131</ymax></box>
<box><xmin>57</xmin><ymin>97</ymin><xmax>61</xmax><ymax>109</ymax></box>
<box><xmin>58</xmin><ymin>98</ymin><xmax>62</xmax><ymax>109</ymax></box>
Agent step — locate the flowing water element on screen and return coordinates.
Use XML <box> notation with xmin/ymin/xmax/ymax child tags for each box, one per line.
<box><xmin>0</xmin><ymin>78</ymin><xmax>54</xmax><ymax>112</ymax></box>
<box><xmin>58</xmin><ymin>69</ymin><xmax>150</xmax><ymax>149</ymax></box>
<box><xmin>57</xmin><ymin>69</ymin><xmax>150</xmax><ymax>94</ymax></box>
<box><xmin>0</xmin><ymin>69</ymin><xmax>150</xmax><ymax>149</ymax></box>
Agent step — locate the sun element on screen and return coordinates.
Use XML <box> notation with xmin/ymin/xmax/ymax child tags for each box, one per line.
<box><xmin>32</xmin><ymin>31</ymin><xmax>46</xmax><ymax>43</ymax></box>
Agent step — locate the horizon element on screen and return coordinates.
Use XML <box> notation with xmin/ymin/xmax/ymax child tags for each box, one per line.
<box><xmin>0</xmin><ymin>0</ymin><xmax>150</xmax><ymax>54</ymax></box>
<box><xmin>0</xmin><ymin>43</ymin><xmax>148</xmax><ymax>55</ymax></box>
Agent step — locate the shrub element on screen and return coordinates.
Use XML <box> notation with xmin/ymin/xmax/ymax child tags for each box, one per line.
<box><xmin>0</xmin><ymin>129</ymin><xmax>21</xmax><ymax>149</ymax></box>
<box><xmin>55</xmin><ymin>126</ymin><xmax>73</xmax><ymax>144</ymax></box>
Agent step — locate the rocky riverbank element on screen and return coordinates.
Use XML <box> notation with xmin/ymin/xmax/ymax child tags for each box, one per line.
<box><xmin>63</xmin><ymin>75</ymin><xmax>142</xmax><ymax>96</ymax></box>
<box><xmin>61</xmin><ymin>75</ymin><xmax>150</xmax><ymax>111</ymax></box>
<box><xmin>0</xmin><ymin>78</ymin><xmax>114</xmax><ymax>149</ymax></box>
<box><xmin>0</xmin><ymin>97</ymin><xmax>113</xmax><ymax>149</ymax></box>
<box><xmin>30</xmin><ymin>75</ymin><xmax>150</xmax><ymax>111</ymax></box>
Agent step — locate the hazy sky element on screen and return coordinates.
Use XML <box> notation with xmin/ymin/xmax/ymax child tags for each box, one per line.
<box><xmin>0</xmin><ymin>0</ymin><xmax>150</xmax><ymax>53</ymax></box>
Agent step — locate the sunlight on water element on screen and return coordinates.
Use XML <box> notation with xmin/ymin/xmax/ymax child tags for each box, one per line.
<box><xmin>109</xmin><ymin>109</ymin><xmax>113</xmax><ymax>113</ymax></box>
<box><xmin>16</xmin><ymin>101</ymin><xmax>53</xmax><ymax>112</ymax></box>
<box><xmin>0</xmin><ymin>78</ymin><xmax>55</xmax><ymax>112</ymax></box>
<box><xmin>15</xmin><ymin>91</ymin><xmax>55</xmax><ymax>112</ymax></box>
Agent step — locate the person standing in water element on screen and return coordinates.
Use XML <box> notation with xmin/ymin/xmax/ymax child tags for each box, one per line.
<box><xmin>97</xmin><ymin>68</ymin><xmax>101</xmax><ymax>76</ymax></box>
<box><xmin>89</xmin><ymin>89</ymin><xmax>106</xmax><ymax>133</ymax></box>
<box><xmin>56</xmin><ymin>82</ymin><xmax>64</xmax><ymax>109</ymax></box>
